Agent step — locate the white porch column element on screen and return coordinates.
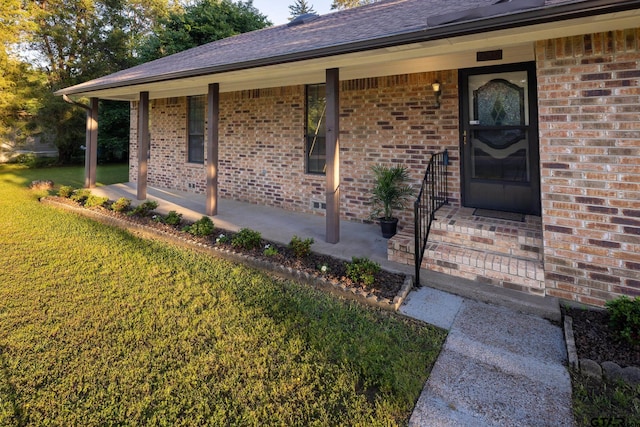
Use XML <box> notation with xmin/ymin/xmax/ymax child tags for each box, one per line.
<box><xmin>206</xmin><ymin>83</ymin><xmax>220</xmax><ymax>216</ymax></box>
<box><xmin>325</xmin><ymin>68</ymin><xmax>340</xmax><ymax>244</ymax></box>
<box><xmin>84</xmin><ymin>97</ymin><xmax>98</xmax><ymax>188</ymax></box>
<box><xmin>137</xmin><ymin>91</ymin><xmax>149</xmax><ymax>200</ymax></box>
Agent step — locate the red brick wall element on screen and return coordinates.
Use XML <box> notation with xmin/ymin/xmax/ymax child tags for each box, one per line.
<box><xmin>536</xmin><ymin>29</ymin><xmax>640</xmax><ymax>305</ymax></box>
<box><xmin>339</xmin><ymin>72</ymin><xmax>460</xmax><ymax>227</ymax></box>
<box><xmin>129</xmin><ymin>71</ymin><xmax>460</xmax><ymax>228</ymax></box>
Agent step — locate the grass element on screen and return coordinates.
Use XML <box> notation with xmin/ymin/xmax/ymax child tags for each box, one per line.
<box><xmin>0</xmin><ymin>164</ymin><xmax>446</xmax><ymax>426</ymax></box>
<box><xmin>571</xmin><ymin>372</ymin><xmax>640</xmax><ymax>426</ymax></box>
<box><xmin>4</xmin><ymin>163</ymin><xmax>129</xmax><ymax>188</ymax></box>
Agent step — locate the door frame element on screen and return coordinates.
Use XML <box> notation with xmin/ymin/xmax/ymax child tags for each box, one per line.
<box><xmin>459</xmin><ymin>61</ymin><xmax>541</xmax><ymax>215</ymax></box>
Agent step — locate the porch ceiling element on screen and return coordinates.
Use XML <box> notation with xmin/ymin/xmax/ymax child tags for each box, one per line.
<box><xmin>79</xmin><ymin>9</ymin><xmax>638</xmax><ymax>102</ymax></box>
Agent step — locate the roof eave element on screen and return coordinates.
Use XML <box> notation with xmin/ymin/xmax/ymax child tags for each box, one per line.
<box><xmin>55</xmin><ymin>0</ymin><xmax>640</xmax><ymax>98</ymax></box>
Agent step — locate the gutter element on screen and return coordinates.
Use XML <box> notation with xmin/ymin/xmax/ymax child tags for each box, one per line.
<box><xmin>55</xmin><ymin>0</ymin><xmax>640</xmax><ymax>97</ymax></box>
<box><xmin>62</xmin><ymin>94</ymin><xmax>91</xmax><ymax>110</ymax></box>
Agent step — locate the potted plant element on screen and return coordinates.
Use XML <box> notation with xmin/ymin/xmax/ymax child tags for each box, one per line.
<box><xmin>370</xmin><ymin>164</ymin><xmax>415</xmax><ymax>238</ymax></box>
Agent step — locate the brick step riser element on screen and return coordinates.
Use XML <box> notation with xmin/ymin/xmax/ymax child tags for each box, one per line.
<box><xmin>429</xmin><ymin>230</ymin><xmax>543</xmax><ymax>261</ymax></box>
<box><xmin>423</xmin><ymin>249</ymin><xmax>545</xmax><ymax>295</ymax></box>
<box><xmin>423</xmin><ymin>258</ymin><xmax>545</xmax><ymax>296</ymax></box>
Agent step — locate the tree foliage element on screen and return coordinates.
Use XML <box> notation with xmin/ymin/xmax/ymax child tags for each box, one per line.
<box><xmin>27</xmin><ymin>0</ymin><xmax>172</xmax><ymax>163</ymax></box>
<box><xmin>139</xmin><ymin>0</ymin><xmax>271</xmax><ymax>62</ymax></box>
<box><xmin>0</xmin><ymin>61</ymin><xmax>47</xmax><ymax>145</ymax></box>
<box><xmin>3</xmin><ymin>0</ymin><xmax>271</xmax><ymax>164</ymax></box>
<box><xmin>331</xmin><ymin>0</ymin><xmax>377</xmax><ymax>10</ymax></box>
<box><xmin>0</xmin><ymin>0</ymin><xmax>43</xmax><ymax>143</ymax></box>
<box><xmin>289</xmin><ymin>0</ymin><xmax>316</xmax><ymax>20</ymax></box>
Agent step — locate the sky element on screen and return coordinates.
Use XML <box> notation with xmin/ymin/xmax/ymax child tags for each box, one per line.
<box><xmin>251</xmin><ymin>0</ymin><xmax>335</xmax><ymax>26</ymax></box>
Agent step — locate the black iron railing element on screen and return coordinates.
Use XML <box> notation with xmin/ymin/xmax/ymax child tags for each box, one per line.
<box><xmin>414</xmin><ymin>150</ymin><xmax>449</xmax><ymax>284</ymax></box>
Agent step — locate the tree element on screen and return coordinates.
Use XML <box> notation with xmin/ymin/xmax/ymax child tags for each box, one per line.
<box><xmin>288</xmin><ymin>0</ymin><xmax>316</xmax><ymax>20</ymax></box>
<box><xmin>29</xmin><ymin>0</ymin><xmax>172</xmax><ymax>163</ymax></box>
<box><xmin>139</xmin><ymin>0</ymin><xmax>271</xmax><ymax>62</ymax></box>
<box><xmin>0</xmin><ymin>0</ymin><xmax>44</xmax><ymax>144</ymax></box>
<box><xmin>331</xmin><ymin>0</ymin><xmax>377</xmax><ymax>10</ymax></box>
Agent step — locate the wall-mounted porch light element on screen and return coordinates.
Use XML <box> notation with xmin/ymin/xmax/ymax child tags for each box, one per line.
<box><xmin>432</xmin><ymin>81</ymin><xmax>442</xmax><ymax>108</ymax></box>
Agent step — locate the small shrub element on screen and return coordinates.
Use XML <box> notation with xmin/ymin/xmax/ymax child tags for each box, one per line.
<box><xmin>70</xmin><ymin>189</ymin><xmax>91</xmax><ymax>204</ymax></box>
<box><xmin>84</xmin><ymin>195</ymin><xmax>109</xmax><ymax>208</ymax></box>
<box><xmin>163</xmin><ymin>211</ymin><xmax>183</xmax><ymax>226</ymax></box>
<box><xmin>346</xmin><ymin>257</ymin><xmax>381</xmax><ymax>287</ymax></box>
<box><xmin>29</xmin><ymin>180</ymin><xmax>54</xmax><ymax>190</ymax></box>
<box><xmin>606</xmin><ymin>296</ymin><xmax>640</xmax><ymax>346</ymax></box>
<box><xmin>10</xmin><ymin>153</ymin><xmax>56</xmax><ymax>168</ymax></box>
<box><xmin>263</xmin><ymin>244</ymin><xmax>278</xmax><ymax>257</ymax></box>
<box><xmin>232</xmin><ymin>228</ymin><xmax>262</xmax><ymax>250</ymax></box>
<box><xmin>184</xmin><ymin>216</ymin><xmax>214</xmax><ymax>237</ymax></box>
<box><xmin>216</xmin><ymin>233</ymin><xmax>230</xmax><ymax>244</ymax></box>
<box><xmin>111</xmin><ymin>197</ymin><xmax>131</xmax><ymax>213</ymax></box>
<box><xmin>128</xmin><ymin>200</ymin><xmax>158</xmax><ymax>217</ymax></box>
<box><xmin>57</xmin><ymin>185</ymin><xmax>74</xmax><ymax>198</ymax></box>
<box><xmin>289</xmin><ymin>235</ymin><xmax>314</xmax><ymax>258</ymax></box>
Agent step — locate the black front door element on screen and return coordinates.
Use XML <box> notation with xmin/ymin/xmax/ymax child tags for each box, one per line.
<box><xmin>460</xmin><ymin>63</ymin><xmax>540</xmax><ymax>215</ymax></box>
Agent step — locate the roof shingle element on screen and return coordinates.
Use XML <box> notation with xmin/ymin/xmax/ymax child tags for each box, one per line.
<box><xmin>57</xmin><ymin>0</ymin><xmax>626</xmax><ymax>95</ymax></box>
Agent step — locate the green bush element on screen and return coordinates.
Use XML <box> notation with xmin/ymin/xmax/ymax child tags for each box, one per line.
<box><xmin>84</xmin><ymin>194</ymin><xmax>109</xmax><ymax>208</ymax></box>
<box><xmin>163</xmin><ymin>211</ymin><xmax>183</xmax><ymax>226</ymax></box>
<box><xmin>128</xmin><ymin>200</ymin><xmax>158</xmax><ymax>217</ymax></box>
<box><xmin>289</xmin><ymin>235</ymin><xmax>314</xmax><ymax>258</ymax></box>
<box><xmin>263</xmin><ymin>244</ymin><xmax>278</xmax><ymax>257</ymax></box>
<box><xmin>57</xmin><ymin>185</ymin><xmax>74</xmax><ymax>198</ymax></box>
<box><xmin>606</xmin><ymin>296</ymin><xmax>640</xmax><ymax>346</ymax></box>
<box><xmin>346</xmin><ymin>257</ymin><xmax>381</xmax><ymax>287</ymax></box>
<box><xmin>215</xmin><ymin>233</ymin><xmax>230</xmax><ymax>244</ymax></box>
<box><xmin>232</xmin><ymin>228</ymin><xmax>262</xmax><ymax>250</ymax></box>
<box><xmin>111</xmin><ymin>197</ymin><xmax>131</xmax><ymax>213</ymax></box>
<box><xmin>10</xmin><ymin>153</ymin><xmax>57</xmax><ymax>168</ymax></box>
<box><xmin>70</xmin><ymin>189</ymin><xmax>91</xmax><ymax>204</ymax></box>
<box><xmin>183</xmin><ymin>216</ymin><xmax>214</xmax><ymax>237</ymax></box>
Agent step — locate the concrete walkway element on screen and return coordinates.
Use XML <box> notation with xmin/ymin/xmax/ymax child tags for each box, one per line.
<box><xmin>90</xmin><ymin>183</ymin><xmax>574</xmax><ymax>426</ymax></box>
<box><xmin>401</xmin><ymin>287</ymin><xmax>574</xmax><ymax>427</ymax></box>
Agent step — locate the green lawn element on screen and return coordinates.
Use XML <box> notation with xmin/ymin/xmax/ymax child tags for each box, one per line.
<box><xmin>0</xmin><ymin>164</ymin><xmax>446</xmax><ymax>426</ymax></box>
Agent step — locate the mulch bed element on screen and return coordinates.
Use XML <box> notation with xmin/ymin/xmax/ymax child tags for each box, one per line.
<box><xmin>562</xmin><ymin>305</ymin><xmax>639</xmax><ymax>369</ymax></box>
<box><xmin>44</xmin><ymin>196</ymin><xmax>405</xmax><ymax>302</ymax></box>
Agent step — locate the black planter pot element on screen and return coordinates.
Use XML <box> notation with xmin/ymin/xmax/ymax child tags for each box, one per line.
<box><xmin>379</xmin><ymin>217</ymin><xmax>399</xmax><ymax>238</ymax></box>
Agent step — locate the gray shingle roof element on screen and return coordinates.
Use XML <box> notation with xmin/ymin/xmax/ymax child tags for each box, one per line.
<box><xmin>56</xmin><ymin>0</ymin><xmax>635</xmax><ymax>96</ymax></box>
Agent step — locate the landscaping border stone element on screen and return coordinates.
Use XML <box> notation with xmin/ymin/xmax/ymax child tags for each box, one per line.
<box><xmin>41</xmin><ymin>196</ymin><xmax>412</xmax><ymax>312</ymax></box>
<box><xmin>564</xmin><ymin>315</ymin><xmax>640</xmax><ymax>385</ymax></box>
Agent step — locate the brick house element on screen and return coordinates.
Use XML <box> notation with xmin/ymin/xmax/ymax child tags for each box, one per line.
<box><xmin>57</xmin><ymin>0</ymin><xmax>640</xmax><ymax>306</ymax></box>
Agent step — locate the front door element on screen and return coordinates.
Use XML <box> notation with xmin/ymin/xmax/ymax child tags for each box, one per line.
<box><xmin>460</xmin><ymin>63</ymin><xmax>540</xmax><ymax>215</ymax></box>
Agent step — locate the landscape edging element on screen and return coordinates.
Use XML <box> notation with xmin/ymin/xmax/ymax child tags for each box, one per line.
<box><xmin>564</xmin><ymin>315</ymin><xmax>640</xmax><ymax>386</ymax></box>
<box><xmin>40</xmin><ymin>196</ymin><xmax>412</xmax><ymax>313</ymax></box>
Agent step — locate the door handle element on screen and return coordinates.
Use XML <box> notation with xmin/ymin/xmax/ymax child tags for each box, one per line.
<box><xmin>463</xmin><ymin>130</ymin><xmax>467</xmax><ymax>145</ymax></box>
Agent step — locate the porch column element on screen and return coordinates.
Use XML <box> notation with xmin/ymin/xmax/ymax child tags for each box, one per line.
<box><xmin>137</xmin><ymin>91</ymin><xmax>149</xmax><ymax>200</ymax></box>
<box><xmin>206</xmin><ymin>83</ymin><xmax>219</xmax><ymax>216</ymax></box>
<box><xmin>325</xmin><ymin>68</ymin><xmax>340</xmax><ymax>244</ymax></box>
<box><xmin>84</xmin><ymin>97</ymin><xmax>98</xmax><ymax>188</ymax></box>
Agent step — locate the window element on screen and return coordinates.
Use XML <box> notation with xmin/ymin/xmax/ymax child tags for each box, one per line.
<box><xmin>187</xmin><ymin>95</ymin><xmax>205</xmax><ymax>163</ymax></box>
<box><xmin>306</xmin><ymin>84</ymin><xmax>326</xmax><ymax>174</ymax></box>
